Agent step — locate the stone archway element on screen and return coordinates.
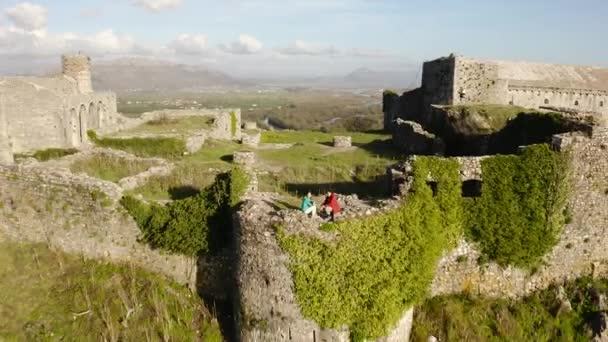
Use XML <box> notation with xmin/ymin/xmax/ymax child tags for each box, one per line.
<box><xmin>79</xmin><ymin>104</ymin><xmax>88</xmax><ymax>144</ymax></box>
<box><xmin>69</xmin><ymin>108</ymin><xmax>80</xmax><ymax>147</ymax></box>
<box><xmin>97</xmin><ymin>101</ymin><xmax>105</xmax><ymax>127</ymax></box>
<box><xmin>88</xmin><ymin>102</ymin><xmax>98</xmax><ymax>129</ymax></box>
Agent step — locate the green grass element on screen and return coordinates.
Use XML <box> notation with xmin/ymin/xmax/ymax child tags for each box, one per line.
<box><xmin>261</xmin><ymin>130</ymin><xmax>389</xmax><ymax>145</ymax></box>
<box><xmin>70</xmin><ymin>155</ymin><xmax>156</xmax><ymax>183</ymax></box>
<box><xmin>0</xmin><ymin>240</ymin><xmax>221</xmax><ymax>341</ymax></box>
<box><xmin>445</xmin><ymin>104</ymin><xmax>530</xmax><ymax>134</ymax></box>
<box><xmin>412</xmin><ymin>276</ymin><xmax>607</xmax><ymax>342</ymax></box>
<box><xmin>15</xmin><ymin>148</ymin><xmax>79</xmax><ymax>162</ymax></box>
<box><xmin>128</xmin><ymin>131</ymin><xmax>400</xmax><ymax>201</ymax></box>
<box><xmin>117</xmin><ymin>116</ymin><xmax>215</xmax><ymax>136</ymax></box>
<box><xmin>92</xmin><ymin>136</ymin><xmax>186</xmax><ymax>159</ymax></box>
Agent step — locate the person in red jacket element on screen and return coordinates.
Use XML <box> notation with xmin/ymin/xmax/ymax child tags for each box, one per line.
<box><xmin>321</xmin><ymin>191</ymin><xmax>341</xmax><ymax>221</ymax></box>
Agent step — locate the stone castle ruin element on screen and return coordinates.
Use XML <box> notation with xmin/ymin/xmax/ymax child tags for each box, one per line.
<box><xmin>385</xmin><ymin>55</ymin><xmax>608</xmax><ymax>128</ymax></box>
<box><xmin>0</xmin><ymin>54</ymin><xmax>118</xmax><ymax>164</ymax></box>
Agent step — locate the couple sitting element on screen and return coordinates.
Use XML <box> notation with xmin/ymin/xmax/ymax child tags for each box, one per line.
<box><xmin>300</xmin><ymin>191</ymin><xmax>341</xmax><ymax>221</ymax></box>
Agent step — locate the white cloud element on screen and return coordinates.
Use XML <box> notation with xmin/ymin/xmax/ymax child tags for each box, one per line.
<box><xmin>169</xmin><ymin>34</ymin><xmax>208</xmax><ymax>55</ymax></box>
<box><xmin>132</xmin><ymin>0</ymin><xmax>183</xmax><ymax>12</ymax></box>
<box><xmin>5</xmin><ymin>2</ymin><xmax>47</xmax><ymax>31</ymax></box>
<box><xmin>348</xmin><ymin>48</ymin><xmax>390</xmax><ymax>58</ymax></box>
<box><xmin>277</xmin><ymin>40</ymin><xmax>339</xmax><ymax>56</ymax></box>
<box><xmin>220</xmin><ymin>34</ymin><xmax>263</xmax><ymax>55</ymax></box>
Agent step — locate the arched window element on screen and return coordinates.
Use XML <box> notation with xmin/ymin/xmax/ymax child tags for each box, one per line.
<box><xmin>574</xmin><ymin>100</ymin><xmax>579</xmax><ymax>106</ymax></box>
<box><xmin>544</xmin><ymin>99</ymin><xmax>549</xmax><ymax>105</ymax></box>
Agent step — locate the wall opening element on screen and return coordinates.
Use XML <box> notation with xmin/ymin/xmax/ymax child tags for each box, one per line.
<box><xmin>427</xmin><ymin>181</ymin><xmax>439</xmax><ymax>197</ymax></box>
<box><xmin>88</xmin><ymin>102</ymin><xmax>98</xmax><ymax>129</ymax></box>
<box><xmin>78</xmin><ymin>104</ymin><xmax>87</xmax><ymax>143</ymax></box>
<box><xmin>462</xmin><ymin>180</ymin><xmax>482</xmax><ymax>198</ymax></box>
<box><xmin>97</xmin><ymin>101</ymin><xmax>105</xmax><ymax>127</ymax></box>
<box><xmin>574</xmin><ymin>100</ymin><xmax>579</xmax><ymax>106</ymax></box>
<box><xmin>601</xmin><ymin>101</ymin><xmax>604</xmax><ymax>107</ymax></box>
<box><xmin>70</xmin><ymin>108</ymin><xmax>79</xmax><ymax>146</ymax></box>
<box><xmin>544</xmin><ymin>99</ymin><xmax>549</xmax><ymax>105</ymax></box>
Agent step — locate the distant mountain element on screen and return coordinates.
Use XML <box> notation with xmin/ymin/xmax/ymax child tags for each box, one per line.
<box><xmin>91</xmin><ymin>58</ymin><xmax>250</xmax><ymax>91</ymax></box>
<box><xmin>251</xmin><ymin>67</ymin><xmax>419</xmax><ymax>89</ymax></box>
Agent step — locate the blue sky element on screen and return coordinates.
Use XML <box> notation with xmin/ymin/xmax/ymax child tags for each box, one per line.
<box><xmin>0</xmin><ymin>0</ymin><xmax>607</xmax><ymax>77</ymax></box>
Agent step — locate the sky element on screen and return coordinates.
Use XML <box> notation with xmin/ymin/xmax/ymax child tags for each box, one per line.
<box><xmin>0</xmin><ymin>0</ymin><xmax>607</xmax><ymax>78</ymax></box>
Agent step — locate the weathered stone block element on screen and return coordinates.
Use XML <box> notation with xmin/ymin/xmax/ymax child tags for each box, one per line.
<box><xmin>333</xmin><ymin>136</ymin><xmax>352</xmax><ymax>148</ymax></box>
<box><xmin>233</xmin><ymin>151</ymin><xmax>255</xmax><ymax>167</ymax></box>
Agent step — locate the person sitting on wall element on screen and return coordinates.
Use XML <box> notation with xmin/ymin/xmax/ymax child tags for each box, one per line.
<box><xmin>300</xmin><ymin>192</ymin><xmax>317</xmax><ymax>218</ymax></box>
<box><xmin>321</xmin><ymin>191</ymin><xmax>341</xmax><ymax>222</ymax></box>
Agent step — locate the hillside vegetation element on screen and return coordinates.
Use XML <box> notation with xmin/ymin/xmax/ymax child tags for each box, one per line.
<box><xmin>0</xmin><ymin>240</ymin><xmax>221</xmax><ymax>341</ymax></box>
<box><xmin>412</xmin><ymin>276</ymin><xmax>608</xmax><ymax>341</ymax></box>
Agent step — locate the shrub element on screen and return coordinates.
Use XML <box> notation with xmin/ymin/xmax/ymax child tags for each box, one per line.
<box><xmin>465</xmin><ymin>144</ymin><xmax>570</xmax><ymax>268</ymax></box>
<box><xmin>411</xmin><ymin>276</ymin><xmax>608</xmax><ymax>341</ymax></box>
<box><xmin>277</xmin><ymin>157</ymin><xmax>462</xmax><ymax>340</ymax></box>
<box><xmin>231</xmin><ymin>111</ymin><xmax>237</xmax><ymax>137</ymax></box>
<box><xmin>121</xmin><ymin>168</ymin><xmax>248</xmax><ymax>256</ymax></box>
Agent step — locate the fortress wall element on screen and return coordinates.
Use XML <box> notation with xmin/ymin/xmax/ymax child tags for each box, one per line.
<box><xmin>421</xmin><ymin>57</ymin><xmax>456</xmax><ymax>107</ymax></box>
<box><xmin>431</xmin><ymin>128</ymin><xmax>608</xmax><ymax>298</ymax></box>
<box><xmin>453</xmin><ymin>57</ymin><xmax>506</xmax><ymax>105</ymax></box>
<box><xmin>0</xmin><ymin>80</ymin><xmax>66</xmax><ymax>153</ymax></box>
<box><xmin>0</xmin><ymin>164</ymin><xmax>197</xmax><ymax>286</ymax></box>
<box><xmin>508</xmin><ymin>86</ymin><xmax>608</xmax><ymax>115</ymax></box>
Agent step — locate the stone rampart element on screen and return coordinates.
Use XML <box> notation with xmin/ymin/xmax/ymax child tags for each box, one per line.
<box><xmin>393</xmin><ymin>119</ymin><xmax>445</xmax><ymax>155</ymax></box>
<box><xmin>233</xmin><ymin>194</ymin><xmax>413</xmax><ymax>342</ymax></box>
<box><xmin>0</xmin><ymin>164</ymin><xmax>197</xmax><ymax>286</ymax></box>
<box><xmin>431</xmin><ymin>127</ymin><xmax>608</xmax><ymax>298</ymax></box>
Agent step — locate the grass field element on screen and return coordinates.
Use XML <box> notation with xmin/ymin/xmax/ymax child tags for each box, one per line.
<box><xmin>0</xmin><ymin>240</ymin><xmax>221</xmax><ymax>341</ymax></box>
<box><xmin>125</xmin><ymin>130</ymin><xmax>400</xmax><ymax>202</ymax></box>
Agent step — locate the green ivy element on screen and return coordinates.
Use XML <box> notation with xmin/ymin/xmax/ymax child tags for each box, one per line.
<box><xmin>465</xmin><ymin>144</ymin><xmax>570</xmax><ymax>268</ymax></box>
<box><xmin>277</xmin><ymin>157</ymin><xmax>463</xmax><ymax>340</ymax></box>
<box><xmin>231</xmin><ymin>111</ymin><xmax>237</xmax><ymax>137</ymax></box>
<box><xmin>121</xmin><ymin>168</ymin><xmax>248</xmax><ymax>256</ymax></box>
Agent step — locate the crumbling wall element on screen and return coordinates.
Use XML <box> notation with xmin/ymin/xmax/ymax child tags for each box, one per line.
<box><xmin>0</xmin><ymin>164</ymin><xmax>197</xmax><ymax>286</ymax></box>
<box><xmin>431</xmin><ymin>127</ymin><xmax>608</xmax><ymax>298</ymax></box>
<box><xmin>234</xmin><ymin>195</ymin><xmax>415</xmax><ymax>342</ymax></box>
<box><xmin>393</xmin><ymin>119</ymin><xmax>444</xmax><ymax>155</ymax></box>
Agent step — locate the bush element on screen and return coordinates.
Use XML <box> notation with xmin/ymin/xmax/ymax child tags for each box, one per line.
<box><xmin>277</xmin><ymin>157</ymin><xmax>462</xmax><ymax>340</ymax></box>
<box><xmin>231</xmin><ymin>111</ymin><xmax>237</xmax><ymax>137</ymax></box>
<box><xmin>121</xmin><ymin>168</ymin><xmax>248</xmax><ymax>256</ymax></box>
<box><xmin>465</xmin><ymin>144</ymin><xmax>570</xmax><ymax>268</ymax></box>
<box><xmin>411</xmin><ymin>276</ymin><xmax>607</xmax><ymax>341</ymax></box>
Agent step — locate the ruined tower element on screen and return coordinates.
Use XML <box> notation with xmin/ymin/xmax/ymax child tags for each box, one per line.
<box><xmin>62</xmin><ymin>54</ymin><xmax>93</xmax><ymax>94</ymax></box>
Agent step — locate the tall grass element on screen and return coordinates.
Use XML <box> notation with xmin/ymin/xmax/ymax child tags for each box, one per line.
<box><xmin>0</xmin><ymin>241</ymin><xmax>222</xmax><ymax>341</ymax></box>
<box><xmin>15</xmin><ymin>148</ymin><xmax>79</xmax><ymax>161</ymax></box>
<box><xmin>70</xmin><ymin>154</ymin><xmax>156</xmax><ymax>183</ymax></box>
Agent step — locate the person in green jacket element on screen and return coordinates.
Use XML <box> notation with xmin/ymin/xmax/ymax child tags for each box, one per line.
<box><xmin>300</xmin><ymin>192</ymin><xmax>317</xmax><ymax>218</ymax></box>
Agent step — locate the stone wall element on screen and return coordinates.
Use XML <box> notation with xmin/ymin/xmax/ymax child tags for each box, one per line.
<box><xmin>105</xmin><ymin>108</ymin><xmax>241</xmax><ymax>143</ymax></box>
<box><xmin>233</xmin><ymin>195</ymin><xmax>414</xmax><ymax>342</ymax></box>
<box><xmin>0</xmin><ymin>55</ymin><xmax>118</xmax><ymax>161</ymax></box>
<box><xmin>0</xmin><ymin>164</ymin><xmax>197</xmax><ymax>286</ymax></box>
<box><xmin>431</xmin><ymin>127</ymin><xmax>608</xmax><ymax>298</ymax></box>
<box><xmin>393</xmin><ymin>119</ymin><xmax>445</xmax><ymax>155</ymax></box>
